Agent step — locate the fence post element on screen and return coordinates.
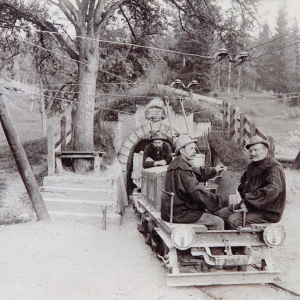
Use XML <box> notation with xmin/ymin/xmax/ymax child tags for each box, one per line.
<box><xmin>61</xmin><ymin>116</ymin><xmax>67</xmax><ymax>151</ymax></box>
<box><xmin>71</xmin><ymin>107</ymin><xmax>76</xmax><ymax>150</ymax></box>
<box><xmin>267</xmin><ymin>135</ymin><xmax>275</xmax><ymax>157</ymax></box>
<box><xmin>250</xmin><ymin>122</ymin><xmax>256</xmax><ymax>137</ymax></box>
<box><xmin>47</xmin><ymin>125</ymin><xmax>55</xmax><ymax>176</ymax></box>
<box><xmin>229</xmin><ymin>106</ymin><xmax>235</xmax><ymax>139</ymax></box>
<box><xmin>223</xmin><ymin>101</ymin><xmax>229</xmax><ymax>128</ymax></box>
<box><xmin>0</xmin><ymin>94</ymin><xmax>50</xmax><ymax>221</ymax></box>
<box><xmin>239</xmin><ymin>112</ymin><xmax>245</xmax><ymax>147</ymax></box>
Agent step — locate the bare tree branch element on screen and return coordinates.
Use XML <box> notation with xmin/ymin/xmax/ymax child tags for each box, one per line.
<box><xmin>0</xmin><ymin>2</ymin><xmax>79</xmax><ymax>60</ymax></box>
<box><xmin>120</xmin><ymin>7</ymin><xmax>137</xmax><ymax>40</ymax></box>
<box><xmin>94</xmin><ymin>0</ymin><xmax>106</xmax><ymax>24</ymax></box>
<box><xmin>47</xmin><ymin>0</ymin><xmax>79</xmax><ymax>29</ymax></box>
<box><xmin>96</xmin><ymin>0</ymin><xmax>126</xmax><ymax>33</ymax></box>
<box><xmin>87</xmin><ymin>0</ymin><xmax>97</xmax><ymax>33</ymax></box>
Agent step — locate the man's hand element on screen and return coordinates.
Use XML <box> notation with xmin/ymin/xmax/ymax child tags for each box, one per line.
<box><xmin>229</xmin><ymin>194</ymin><xmax>241</xmax><ymax>206</ymax></box>
<box><xmin>240</xmin><ymin>203</ymin><xmax>248</xmax><ymax>212</ymax></box>
<box><xmin>145</xmin><ymin>157</ymin><xmax>154</xmax><ymax>162</ymax></box>
<box><xmin>215</xmin><ymin>165</ymin><xmax>227</xmax><ymax>175</ymax></box>
<box><xmin>154</xmin><ymin>160</ymin><xmax>167</xmax><ymax>166</ymax></box>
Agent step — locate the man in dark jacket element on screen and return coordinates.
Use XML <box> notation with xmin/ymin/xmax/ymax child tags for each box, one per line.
<box><xmin>161</xmin><ymin>135</ymin><xmax>228</xmax><ymax>230</ymax></box>
<box><xmin>216</xmin><ymin>136</ymin><xmax>286</xmax><ymax>229</ymax></box>
<box><xmin>143</xmin><ymin>132</ymin><xmax>173</xmax><ymax>169</ymax></box>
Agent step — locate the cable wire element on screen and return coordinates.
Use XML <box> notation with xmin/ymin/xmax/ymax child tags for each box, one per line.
<box><xmin>13</xmin><ymin>35</ymin><xmax>135</xmax><ymax>84</ymax></box>
<box><xmin>36</xmin><ymin>29</ymin><xmax>213</xmax><ymax>59</ymax></box>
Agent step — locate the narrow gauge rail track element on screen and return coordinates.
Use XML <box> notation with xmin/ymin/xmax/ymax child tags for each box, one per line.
<box><xmin>194</xmin><ymin>283</ymin><xmax>300</xmax><ymax>300</ymax></box>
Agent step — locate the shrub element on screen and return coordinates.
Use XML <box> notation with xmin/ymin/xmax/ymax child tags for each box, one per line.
<box><xmin>208</xmin><ymin>131</ymin><xmax>250</xmax><ymax>172</ymax></box>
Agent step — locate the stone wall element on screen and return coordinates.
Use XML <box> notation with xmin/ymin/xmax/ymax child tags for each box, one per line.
<box><xmin>101</xmin><ymin>98</ymin><xmax>211</xmax><ymax>180</ymax></box>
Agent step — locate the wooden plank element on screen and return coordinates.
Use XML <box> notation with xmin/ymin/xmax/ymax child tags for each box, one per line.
<box><xmin>239</xmin><ymin>112</ymin><xmax>245</xmax><ymax>147</ymax></box>
<box><xmin>229</xmin><ymin>106</ymin><xmax>235</xmax><ymax>139</ymax></box>
<box><xmin>256</xmin><ymin>128</ymin><xmax>267</xmax><ymax>139</ymax></box>
<box><xmin>47</xmin><ymin>125</ymin><xmax>55</xmax><ymax>176</ymax></box>
<box><xmin>56</xmin><ymin>151</ymin><xmax>105</xmax><ymax>155</ymax></box>
<box><xmin>71</xmin><ymin>108</ymin><xmax>76</xmax><ymax>150</ymax></box>
<box><xmin>54</xmin><ymin>131</ymin><xmax>61</xmax><ymax>145</ymax></box>
<box><xmin>245</xmin><ymin>117</ymin><xmax>251</xmax><ymax>126</ymax></box>
<box><xmin>245</xmin><ymin>129</ymin><xmax>251</xmax><ymax>138</ymax></box>
<box><xmin>55</xmin><ymin>155</ymin><xmax>98</xmax><ymax>158</ymax></box>
<box><xmin>0</xmin><ymin>94</ymin><xmax>50</xmax><ymax>221</ymax></box>
<box><xmin>267</xmin><ymin>135</ymin><xmax>275</xmax><ymax>157</ymax></box>
<box><xmin>250</xmin><ymin>122</ymin><xmax>256</xmax><ymax>137</ymax></box>
<box><xmin>61</xmin><ymin>116</ymin><xmax>67</xmax><ymax>151</ymax></box>
<box><xmin>55</xmin><ymin>157</ymin><xmax>63</xmax><ymax>174</ymax></box>
<box><xmin>223</xmin><ymin>101</ymin><xmax>229</xmax><ymax>128</ymax></box>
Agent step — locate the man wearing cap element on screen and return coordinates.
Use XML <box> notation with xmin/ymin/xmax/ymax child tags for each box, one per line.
<box><xmin>161</xmin><ymin>135</ymin><xmax>228</xmax><ymax>230</ymax></box>
<box><xmin>216</xmin><ymin>135</ymin><xmax>286</xmax><ymax>229</ymax></box>
<box><xmin>142</xmin><ymin>132</ymin><xmax>173</xmax><ymax>169</ymax></box>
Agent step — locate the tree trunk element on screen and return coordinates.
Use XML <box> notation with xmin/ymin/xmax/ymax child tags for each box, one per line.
<box><xmin>73</xmin><ymin>37</ymin><xmax>99</xmax><ymax>151</ymax></box>
<box><xmin>72</xmin><ymin>35</ymin><xmax>99</xmax><ymax>172</ymax></box>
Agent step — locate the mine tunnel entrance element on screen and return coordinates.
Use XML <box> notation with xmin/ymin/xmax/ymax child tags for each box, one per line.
<box><xmin>126</xmin><ymin>137</ymin><xmax>175</xmax><ymax>195</ymax></box>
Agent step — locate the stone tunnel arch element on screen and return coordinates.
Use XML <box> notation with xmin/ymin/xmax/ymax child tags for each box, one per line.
<box><xmin>117</xmin><ymin>122</ymin><xmax>178</xmax><ymax>194</ymax></box>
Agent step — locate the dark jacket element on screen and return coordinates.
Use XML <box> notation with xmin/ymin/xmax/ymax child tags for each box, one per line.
<box><xmin>238</xmin><ymin>155</ymin><xmax>286</xmax><ymax>223</ymax></box>
<box><xmin>143</xmin><ymin>142</ymin><xmax>172</xmax><ymax>168</ymax></box>
<box><xmin>161</xmin><ymin>156</ymin><xmax>227</xmax><ymax>223</ymax></box>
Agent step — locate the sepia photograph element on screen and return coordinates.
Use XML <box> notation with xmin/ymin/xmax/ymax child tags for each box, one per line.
<box><xmin>0</xmin><ymin>0</ymin><xmax>299</xmax><ymax>299</ymax></box>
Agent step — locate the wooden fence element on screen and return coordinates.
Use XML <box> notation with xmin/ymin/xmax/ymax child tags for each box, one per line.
<box><xmin>273</xmin><ymin>92</ymin><xmax>300</xmax><ymax>106</ymax></box>
<box><xmin>47</xmin><ymin>114</ymin><xmax>73</xmax><ymax>176</ymax></box>
<box><xmin>223</xmin><ymin>101</ymin><xmax>275</xmax><ymax>156</ymax></box>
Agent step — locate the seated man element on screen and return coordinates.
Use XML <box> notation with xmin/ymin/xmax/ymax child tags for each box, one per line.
<box><xmin>142</xmin><ymin>132</ymin><xmax>173</xmax><ymax>169</ymax></box>
<box><xmin>161</xmin><ymin>135</ymin><xmax>228</xmax><ymax>230</ymax></box>
<box><xmin>216</xmin><ymin>136</ymin><xmax>286</xmax><ymax>229</ymax></box>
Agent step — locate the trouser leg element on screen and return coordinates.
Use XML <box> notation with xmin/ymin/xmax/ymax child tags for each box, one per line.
<box><xmin>228</xmin><ymin>211</ymin><xmax>269</xmax><ymax>229</ymax></box>
<box><xmin>195</xmin><ymin>212</ymin><xmax>225</xmax><ymax>230</ymax></box>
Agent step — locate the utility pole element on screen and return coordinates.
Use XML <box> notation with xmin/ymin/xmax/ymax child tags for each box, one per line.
<box><xmin>0</xmin><ymin>94</ymin><xmax>50</xmax><ymax>221</ymax></box>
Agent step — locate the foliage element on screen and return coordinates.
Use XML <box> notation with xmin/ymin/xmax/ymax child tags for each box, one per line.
<box><xmin>161</xmin><ymin>0</ymin><xmax>259</xmax><ymax>93</ymax></box>
<box><xmin>0</xmin><ymin>137</ymin><xmax>47</xmax><ymax>185</ymax></box>
<box><xmin>208</xmin><ymin>131</ymin><xmax>250</xmax><ymax>172</ymax></box>
<box><xmin>255</xmin><ymin>7</ymin><xmax>300</xmax><ymax>93</ymax></box>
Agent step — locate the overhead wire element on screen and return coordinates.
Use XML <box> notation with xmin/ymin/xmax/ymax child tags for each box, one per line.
<box><xmin>13</xmin><ymin>35</ymin><xmax>135</xmax><ymax>84</ymax></box>
<box><xmin>35</xmin><ymin>29</ymin><xmax>213</xmax><ymax>59</ymax></box>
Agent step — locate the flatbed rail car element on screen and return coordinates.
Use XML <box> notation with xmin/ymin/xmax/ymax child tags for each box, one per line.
<box><xmin>132</xmin><ymin>166</ymin><xmax>285</xmax><ymax>287</ymax></box>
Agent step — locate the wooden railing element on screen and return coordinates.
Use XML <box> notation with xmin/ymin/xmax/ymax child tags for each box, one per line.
<box><xmin>273</xmin><ymin>92</ymin><xmax>300</xmax><ymax>106</ymax></box>
<box><xmin>223</xmin><ymin>101</ymin><xmax>275</xmax><ymax>156</ymax></box>
<box><xmin>47</xmin><ymin>114</ymin><xmax>73</xmax><ymax>176</ymax></box>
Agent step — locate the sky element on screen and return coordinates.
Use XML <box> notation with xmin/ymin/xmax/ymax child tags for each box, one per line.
<box><xmin>44</xmin><ymin>0</ymin><xmax>300</xmax><ymax>38</ymax></box>
<box><xmin>219</xmin><ymin>0</ymin><xmax>300</xmax><ymax>34</ymax></box>
<box><xmin>256</xmin><ymin>0</ymin><xmax>300</xmax><ymax>30</ymax></box>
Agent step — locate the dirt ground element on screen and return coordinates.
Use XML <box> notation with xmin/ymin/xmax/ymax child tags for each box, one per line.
<box><xmin>1</xmin><ymin>88</ymin><xmax>300</xmax><ymax>299</ymax></box>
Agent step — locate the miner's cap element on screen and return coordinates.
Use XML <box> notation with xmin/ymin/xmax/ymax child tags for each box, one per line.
<box><xmin>151</xmin><ymin>132</ymin><xmax>167</xmax><ymax>141</ymax></box>
<box><xmin>246</xmin><ymin>135</ymin><xmax>270</xmax><ymax>150</ymax></box>
<box><xmin>175</xmin><ymin>135</ymin><xmax>197</xmax><ymax>155</ymax></box>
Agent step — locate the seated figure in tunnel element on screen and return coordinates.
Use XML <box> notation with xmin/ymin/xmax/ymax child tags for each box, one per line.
<box><xmin>215</xmin><ymin>136</ymin><xmax>286</xmax><ymax>229</ymax></box>
<box><xmin>142</xmin><ymin>132</ymin><xmax>173</xmax><ymax>169</ymax></box>
<box><xmin>160</xmin><ymin>135</ymin><xmax>228</xmax><ymax>230</ymax></box>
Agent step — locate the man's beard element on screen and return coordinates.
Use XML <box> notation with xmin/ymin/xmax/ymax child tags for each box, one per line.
<box><xmin>155</xmin><ymin>146</ymin><xmax>162</xmax><ymax>151</ymax></box>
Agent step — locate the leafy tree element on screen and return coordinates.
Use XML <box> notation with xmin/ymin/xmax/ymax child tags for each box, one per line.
<box><xmin>0</xmin><ymin>0</ymin><xmax>167</xmax><ymax>157</ymax></box>
<box><xmin>163</xmin><ymin>0</ymin><xmax>259</xmax><ymax>94</ymax></box>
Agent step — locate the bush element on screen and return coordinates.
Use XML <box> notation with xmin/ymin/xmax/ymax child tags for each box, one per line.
<box><xmin>208</xmin><ymin>131</ymin><xmax>250</xmax><ymax>172</ymax></box>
